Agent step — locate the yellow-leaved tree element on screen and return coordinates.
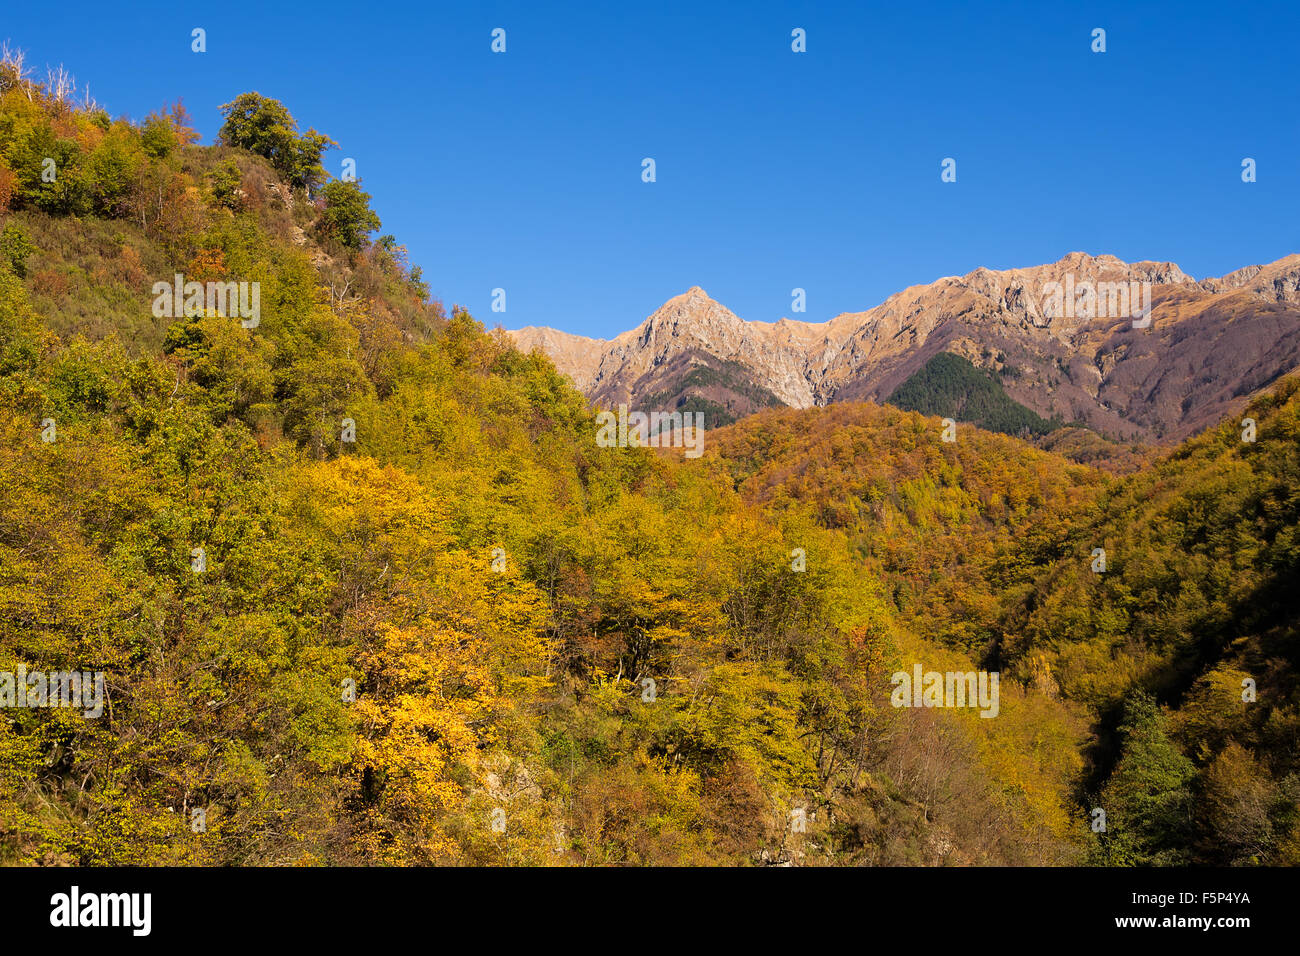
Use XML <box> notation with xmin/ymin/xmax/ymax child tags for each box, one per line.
<box><xmin>284</xmin><ymin>456</ymin><xmax>556</xmax><ymax>863</ymax></box>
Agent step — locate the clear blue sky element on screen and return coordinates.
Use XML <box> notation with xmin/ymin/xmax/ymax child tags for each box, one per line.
<box><xmin>5</xmin><ymin>0</ymin><xmax>1297</xmax><ymax>337</ymax></box>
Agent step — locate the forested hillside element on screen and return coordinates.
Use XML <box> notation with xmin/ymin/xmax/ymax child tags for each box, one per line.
<box><xmin>0</xmin><ymin>59</ymin><xmax>1089</xmax><ymax>866</ymax></box>
<box><xmin>709</xmin><ymin>402</ymin><xmax>1104</xmax><ymax>657</ymax></box>
<box><xmin>998</xmin><ymin>380</ymin><xmax>1300</xmax><ymax>864</ymax></box>
<box><xmin>710</xmin><ymin>386</ymin><xmax>1300</xmax><ymax>865</ymax></box>
<box><xmin>886</xmin><ymin>351</ymin><xmax>1060</xmax><ymax>439</ymax></box>
<box><xmin>1</xmin><ymin>57</ymin><xmax>1295</xmax><ymax>867</ymax></box>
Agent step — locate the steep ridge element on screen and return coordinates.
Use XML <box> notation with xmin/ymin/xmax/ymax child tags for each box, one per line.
<box><xmin>509</xmin><ymin>252</ymin><xmax>1300</xmax><ymax>442</ymax></box>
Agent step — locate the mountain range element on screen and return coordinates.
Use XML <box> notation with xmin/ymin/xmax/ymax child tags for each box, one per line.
<box><xmin>509</xmin><ymin>252</ymin><xmax>1300</xmax><ymax>442</ymax></box>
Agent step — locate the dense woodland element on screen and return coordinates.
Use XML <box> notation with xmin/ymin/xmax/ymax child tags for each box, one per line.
<box><xmin>1</xmin><ymin>58</ymin><xmax>1295</xmax><ymax>866</ymax></box>
<box><xmin>887</xmin><ymin>350</ymin><xmax>1061</xmax><ymax>439</ymax></box>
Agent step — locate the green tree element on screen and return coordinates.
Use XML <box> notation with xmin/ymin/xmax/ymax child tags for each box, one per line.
<box><xmin>0</xmin><ymin>221</ymin><xmax>36</xmax><ymax>277</ymax></box>
<box><xmin>1092</xmin><ymin>692</ymin><xmax>1196</xmax><ymax>865</ymax></box>
<box><xmin>139</xmin><ymin>113</ymin><xmax>179</xmax><ymax>159</ymax></box>
<box><xmin>217</xmin><ymin>93</ymin><xmax>335</xmax><ymax>192</ymax></box>
<box><xmin>208</xmin><ymin>159</ymin><xmax>243</xmax><ymax>210</ymax></box>
<box><xmin>316</xmin><ymin>179</ymin><xmax>381</xmax><ymax>251</ymax></box>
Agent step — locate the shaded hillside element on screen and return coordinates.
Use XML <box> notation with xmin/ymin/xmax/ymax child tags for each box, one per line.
<box><xmin>997</xmin><ymin>375</ymin><xmax>1300</xmax><ymax>865</ymax></box>
<box><xmin>640</xmin><ymin>355</ymin><xmax>783</xmax><ymax>428</ymax></box>
<box><xmin>1032</xmin><ymin>425</ymin><xmax>1153</xmax><ymax>475</ymax></box>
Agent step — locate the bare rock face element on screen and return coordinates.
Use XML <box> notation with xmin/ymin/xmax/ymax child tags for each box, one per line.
<box><xmin>509</xmin><ymin>325</ymin><xmax>609</xmax><ymax>392</ymax></box>
<box><xmin>506</xmin><ymin>252</ymin><xmax>1300</xmax><ymax>442</ymax></box>
<box><xmin>612</xmin><ymin>287</ymin><xmax>839</xmax><ymax>409</ymax></box>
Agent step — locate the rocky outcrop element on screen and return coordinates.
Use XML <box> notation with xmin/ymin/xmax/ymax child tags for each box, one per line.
<box><xmin>507</xmin><ymin>252</ymin><xmax>1300</xmax><ymax>443</ymax></box>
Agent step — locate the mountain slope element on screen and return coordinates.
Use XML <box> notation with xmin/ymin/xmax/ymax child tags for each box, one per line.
<box><xmin>998</xmin><ymin>374</ymin><xmax>1300</xmax><ymax>865</ymax></box>
<box><xmin>708</xmin><ymin>401</ymin><xmax>1107</xmax><ymax>657</ymax></box>
<box><xmin>510</xmin><ymin>252</ymin><xmax>1300</xmax><ymax>444</ymax></box>
<box><xmin>887</xmin><ymin>351</ymin><xmax>1060</xmax><ymax>438</ymax></box>
<box><xmin>4</xmin><ymin>49</ymin><xmax>1296</xmax><ymax>870</ymax></box>
<box><xmin>1</xmin><ymin>62</ymin><xmax>1091</xmax><ymax>868</ymax></box>
<box><xmin>708</xmin><ymin>378</ymin><xmax>1300</xmax><ymax>866</ymax></box>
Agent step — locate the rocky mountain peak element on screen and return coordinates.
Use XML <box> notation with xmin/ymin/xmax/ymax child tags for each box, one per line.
<box><xmin>507</xmin><ymin>253</ymin><xmax>1300</xmax><ymax>442</ymax></box>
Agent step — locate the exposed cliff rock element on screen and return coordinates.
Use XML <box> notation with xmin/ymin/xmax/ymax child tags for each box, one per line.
<box><xmin>508</xmin><ymin>253</ymin><xmax>1300</xmax><ymax>443</ymax></box>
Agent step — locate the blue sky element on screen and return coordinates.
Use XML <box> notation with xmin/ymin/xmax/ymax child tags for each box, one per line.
<box><xmin>5</xmin><ymin>0</ymin><xmax>1297</xmax><ymax>337</ymax></box>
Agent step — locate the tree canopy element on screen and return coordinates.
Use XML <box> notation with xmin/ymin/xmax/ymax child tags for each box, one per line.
<box><xmin>217</xmin><ymin>92</ymin><xmax>335</xmax><ymax>193</ymax></box>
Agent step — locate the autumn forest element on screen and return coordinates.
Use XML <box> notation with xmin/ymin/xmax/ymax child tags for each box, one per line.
<box><xmin>1</xmin><ymin>53</ymin><xmax>1297</xmax><ymax>869</ymax></box>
